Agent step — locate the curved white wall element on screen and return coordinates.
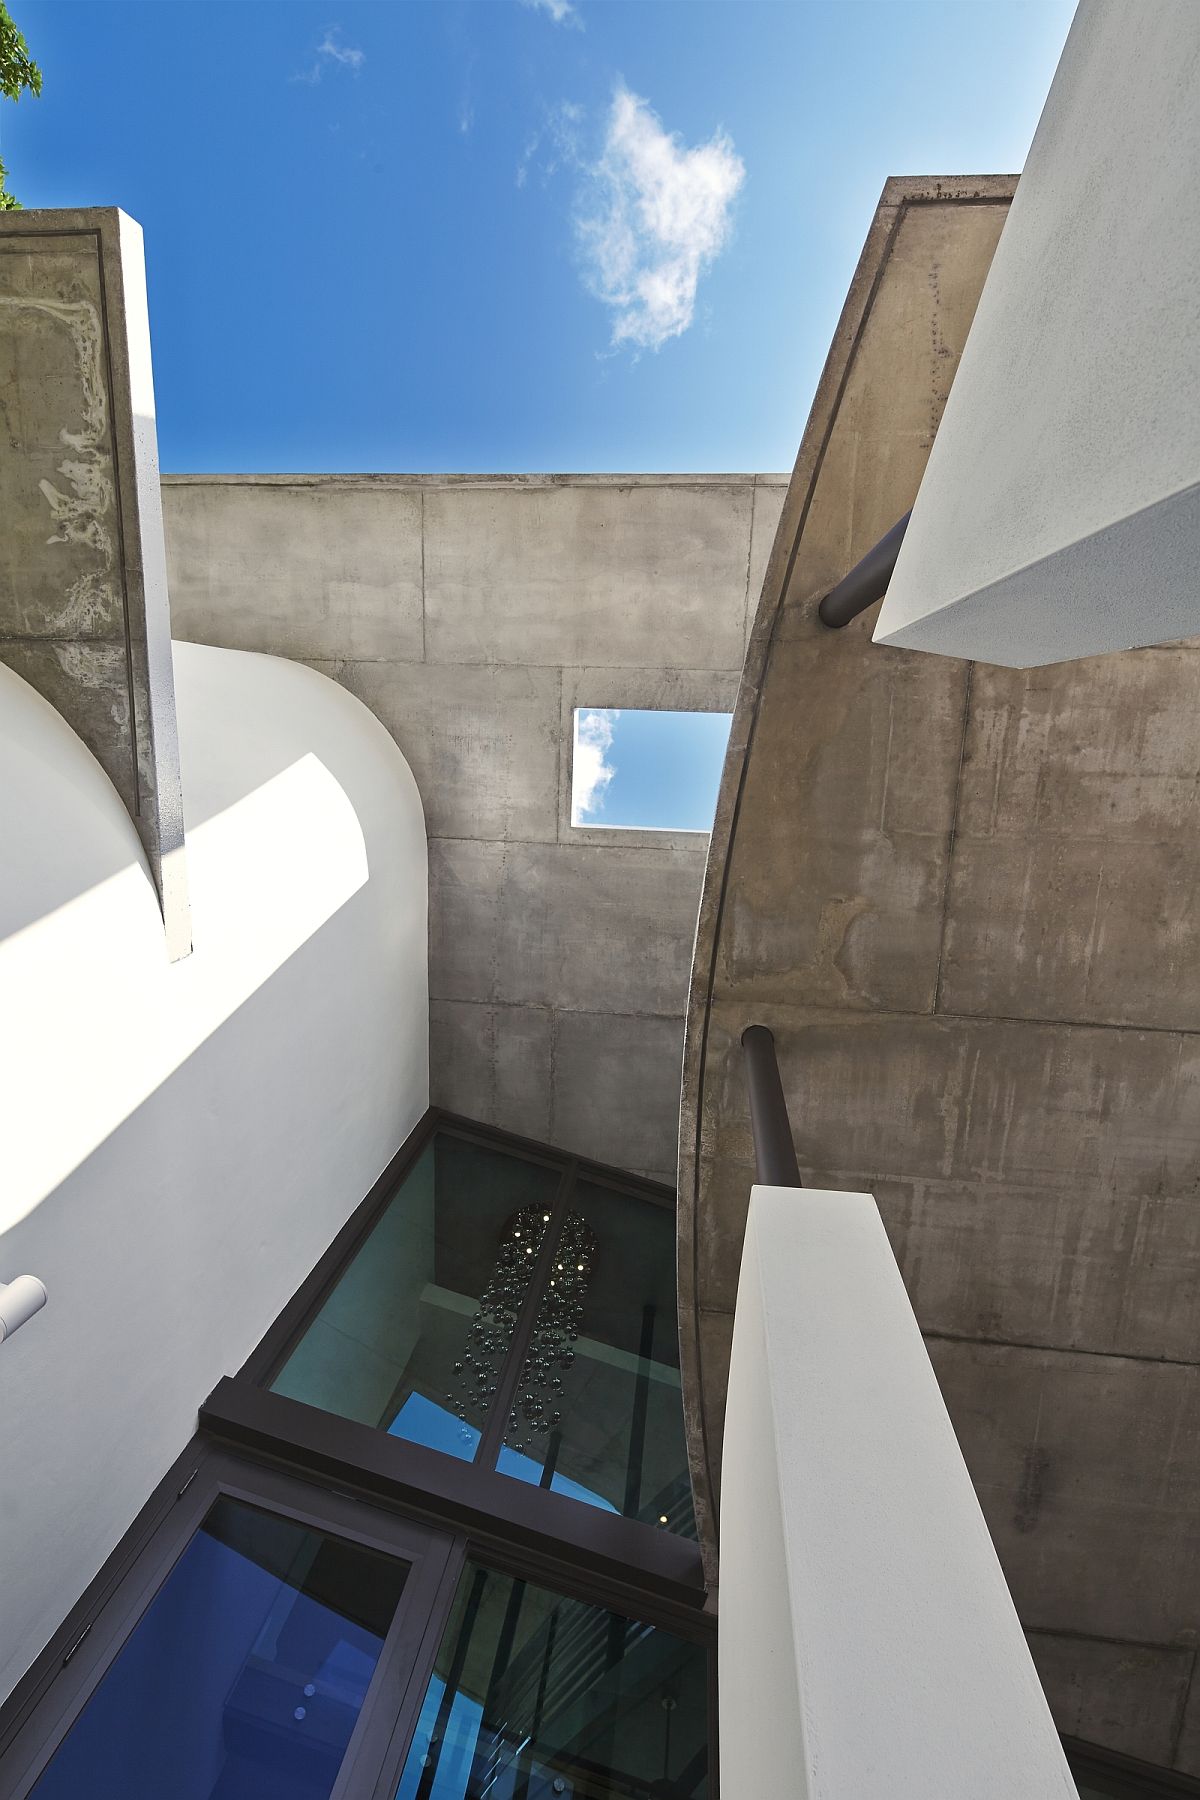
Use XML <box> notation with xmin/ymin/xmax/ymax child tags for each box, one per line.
<box><xmin>0</xmin><ymin>642</ymin><xmax>428</xmax><ymax>1704</ymax></box>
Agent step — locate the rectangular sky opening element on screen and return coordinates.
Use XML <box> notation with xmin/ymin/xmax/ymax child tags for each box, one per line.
<box><xmin>572</xmin><ymin>707</ymin><xmax>733</xmax><ymax>832</ymax></box>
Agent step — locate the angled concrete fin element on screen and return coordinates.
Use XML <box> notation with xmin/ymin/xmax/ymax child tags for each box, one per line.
<box><xmin>0</xmin><ymin>206</ymin><xmax>189</xmax><ymax>956</ymax></box>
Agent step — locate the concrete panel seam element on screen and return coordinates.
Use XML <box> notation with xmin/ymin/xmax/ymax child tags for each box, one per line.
<box><xmin>325</xmin><ymin>656</ymin><xmax>563</xmax><ymax>676</ymax></box>
<box><xmin>425</xmin><ymin>989</ymin><xmax>686</xmax><ymax>1025</ymax></box>
<box><xmin>419</xmin><ymin>488</ymin><xmax>427</xmax><ymax>664</ymax></box>
<box><xmin>933</xmin><ymin>659</ymin><xmax>974</xmax><ymax>1016</ymax></box>
<box><xmin>0</xmin><ymin>632</ymin><xmax>130</xmax><ymax>645</ymax></box>
<box><xmin>1172</xmin><ymin>1649</ymin><xmax>1199</xmax><ymax>1766</ymax></box>
<box><xmin>547</xmin><ymin>1007</ymin><xmax>561</xmax><ymax>1144</ymax></box>
<box><xmin>559</xmin><ymin>661</ymin><xmax>744</xmax><ymax>678</ymax></box>
<box><xmin>922</xmin><ymin>1328</ymin><xmax>1200</xmax><ymax>1373</ymax></box>
<box><xmin>1025</xmin><ymin>1625</ymin><xmax>1199</xmax><ymax>1656</ymax></box>
<box><xmin>707</xmin><ymin>994</ymin><xmax>1200</xmax><ymax>1043</ymax></box>
<box><xmin>555</xmin><ymin>666</ymin><xmax>564</xmax><ymax>846</ymax></box>
<box><xmin>428</xmin><ymin>833</ymin><xmax>709</xmax><ymax>859</ymax></box>
<box><xmin>741</xmin><ymin>485</ymin><xmax>757</xmax><ymax>647</ymax></box>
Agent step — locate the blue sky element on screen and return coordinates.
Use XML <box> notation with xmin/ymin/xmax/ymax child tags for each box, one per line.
<box><xmin>3</xmin><ymin>0</ymin><xmax>1074</xmax><ymax>473</ymax></box>
<box><xmin>573</xmin><ymin>708</ymin><xmax>731</xmax><ymax>830</ymax></box>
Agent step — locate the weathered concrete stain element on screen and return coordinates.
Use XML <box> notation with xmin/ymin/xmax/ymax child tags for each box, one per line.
<box><xmin>0</xmin><ymin>210</ymin><xmax>188</xmax><ymax>951</ymax></box>
<box><xmin>15</xmin><ymin>296</ymin><xmax>120</xmax><ymax>635</ymax></box>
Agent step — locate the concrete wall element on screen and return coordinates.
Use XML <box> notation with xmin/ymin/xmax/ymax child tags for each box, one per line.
<box><xmin>876</xmin><ymin>0</ymin><xmax>1200</xmax><ymax>667</ymax></box>
<box><xmin>162</xmin><ymin>474</ymin><xmax>785</xmax><ymax>1180</ymax></box>
<box><xmin>0</xmin><ymin>643</ymin><xmax>428</xmax><ymax>1705</ymax></box>
<box><xmin>720</xmin><ymin>1185</ymin><xmax>1075</xmax><ymax>1800</ymax></box>
<box><xmin>0</xmin><ymin>209</ymin><xmax>188</xmax><ymax>951</ymax></box>
<box><xmin>683</xmin><ymin>175</ymin><xmax>1200</xmax><ymax>1775</ymax></box>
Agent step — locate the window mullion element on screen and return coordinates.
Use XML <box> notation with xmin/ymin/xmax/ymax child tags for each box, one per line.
<box><xmin>354</xmin><ymin>1536</ymin><xmax>470</xmax><ymax>1800</ymax></box>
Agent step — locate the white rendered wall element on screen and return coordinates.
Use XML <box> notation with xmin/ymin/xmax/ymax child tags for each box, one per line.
<box><xmin>0</xmin><ymin>642</ymin><xmax>428</xmax><ymax>1704</ymax></box>
<box><xmin>874</xmin><ymin>0</ymin><xmax>1200</xmax><ymax>667</ymax></box>
<box><xmin>720</xmin><ymin>1186</ymin><xmax>1077</xmax><ymax>1800</ymax></box>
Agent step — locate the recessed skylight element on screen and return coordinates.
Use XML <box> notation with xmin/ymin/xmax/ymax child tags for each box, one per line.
<box><xmin>571</xmin><ymin>707</ymin><xmax>732</xmax><ymax>832</ymax></box>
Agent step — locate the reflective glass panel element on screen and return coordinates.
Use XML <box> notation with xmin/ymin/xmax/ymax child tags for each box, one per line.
<box><xmin>32</xmin><ymin>1496</ymin><xmax>409</xmax><ymax>1800</ymax></box>
<box><xmin>396</xmin><ymin>1562</ymin><xmax>708</xmax><ymax>1800</ymax></box>
<box><xmin>499</xmin><ymin>1182</ymin><xmax>696</xmax><ymax>1536</ymax></box>
<box><xmin>271</xmin><ymin>1135</ymin><xmax>560</xmax><ymax>1457</ymax></box>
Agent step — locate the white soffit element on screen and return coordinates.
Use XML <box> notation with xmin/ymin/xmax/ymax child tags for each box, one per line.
<box><xmin>874</xmin><ymin>0</ymin><xmax>1200</xmax><ymax>669</ymax></box>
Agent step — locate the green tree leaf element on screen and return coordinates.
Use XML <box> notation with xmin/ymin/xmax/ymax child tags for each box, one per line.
<box><xmin>0</xmin><ymin>3</ymin><xmax>42</xmax><ymax>208</ymax></box>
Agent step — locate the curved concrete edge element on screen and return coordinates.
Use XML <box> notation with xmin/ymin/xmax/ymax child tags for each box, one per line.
<box><xmin>675</xmin><ymin>174</ymin><xmax>1019</xmax><ymax>1591</ymax></box>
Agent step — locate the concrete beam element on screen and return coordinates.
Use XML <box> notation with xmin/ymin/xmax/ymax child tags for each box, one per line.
<box><xmin>163</xmin><ymin>480</ymin><xmax>424</xmax><ymax>662</ymax></box>
<box><xmin>423</xmin><ymin>480</ymin><xmax>755</xmax><ymax>670</ymax></box>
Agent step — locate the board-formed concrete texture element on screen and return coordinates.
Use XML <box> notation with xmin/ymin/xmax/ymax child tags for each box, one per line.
<box><xmin>163</xmin><ymin>473</ymin><xmax>784</xmax><ymax>1177</ymax></box>
<box><xmin>681</xmin><ymin>174</ymin><xmax>1200</xmax><ymax>1777</ymax></box>
<box><xmin>0</xmin><ymin>209</ymin><xmax>189</xmax><ymax>953</ymax></box>
<box><xmin>875</xmin><ymin>2</ymin><xmax>1200</xmax><ymax>667</ymax></box>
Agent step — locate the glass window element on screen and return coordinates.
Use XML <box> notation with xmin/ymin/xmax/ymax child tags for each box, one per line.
<box><xmin>395</xmin><ymin>1562</ymin><xmax>708</xmax><ymax>1800</ymax></box>
<box><xmin>31</xmin><ymin>1496</ymin><xmax>410</xmax><ymax>1800</ymax></box>
<box><xmin>498</xmin><ymin>1182</ymin><xmax>696</xmax><ymax>1538</ymax></box>
<box><xmin>270</xmin><ymin>1135</ymin><xmax>561</xmax><ymax>1459</ymax></box>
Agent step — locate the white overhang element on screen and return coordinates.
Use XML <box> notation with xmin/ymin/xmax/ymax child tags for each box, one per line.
<box><xmin>873</xmin><ymin>0</ymin><xmax>1200</xmax><ymax>669</ymax></box>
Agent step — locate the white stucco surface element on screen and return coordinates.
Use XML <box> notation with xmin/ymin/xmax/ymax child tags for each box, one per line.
<box><xmin>0</xmin><ymin>642</ymin><xmax>428</xmax><ymax>1704</ymax></box>
<box><xmin>874</xmin><ymin>0</ymin><xmax>1200</xmax><ymax>666</ymax></box>
<box><xmin>719</xmin><ymin>1186</ymin><xmax>1076</xmax><ymax>1799</ymax></box>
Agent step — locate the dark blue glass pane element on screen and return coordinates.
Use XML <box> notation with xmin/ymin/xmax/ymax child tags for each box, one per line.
<box><xmin>396</xmin><ymin>1563</ymin><xmax>708</xmax><ymax>1800</ymax></box>
<box><xmin>32</xmin><ymin>1497</ymin><xmax>409</xmax><ymax>1800</ymax></box>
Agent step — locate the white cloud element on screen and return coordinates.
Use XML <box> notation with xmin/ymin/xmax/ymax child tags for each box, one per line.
<box><xmin>572</xmin><ymin>709</ymin><xmax>619</xmax><ymax>823</ymax></box>
<box><xmin>318</xmin><ymin>29</ymin><xmax>365</xmax><ymax>70</ymax></box>
<box><xmin>520</xmin><ymin>0</ymin><xmax>582</xmax><ymax>27</ymax></box>
<box><xmin>516</xmin><ymin>100</ymin><xmax>583</xmax><ymax>189</ymax></box>
<box><xmin>577</xmin><ymin>85</ymin><xmax>744</xmax><ymax>352</ymax></box>
<box><xmin>292</xmin><ymin>27</ymin><xmax>365</xmax><ymax>83</ymax></box>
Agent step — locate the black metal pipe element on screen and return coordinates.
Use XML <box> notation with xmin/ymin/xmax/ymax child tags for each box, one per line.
<box><xmin>818</xmin><ymin>509</ymin><xmax>911</xmax><ymax>628</ymax></box>
<box><xmin>740</xmin><ymin>1025</ymin><xmax>802</xmax><ymax>1188</ymax></box>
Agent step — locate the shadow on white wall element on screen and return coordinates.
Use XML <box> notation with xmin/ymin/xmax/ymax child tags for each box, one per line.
<box><xmin>1</xmin><ymin>752</ymin><xmax>368</xmax><ymax>1234</ymax></box>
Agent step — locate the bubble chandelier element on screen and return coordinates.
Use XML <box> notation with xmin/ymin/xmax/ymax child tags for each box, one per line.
<box><xmin>448</xmin><ymin>1205</ymin><xmax>596</xmax><ymax>1450</ymax></box>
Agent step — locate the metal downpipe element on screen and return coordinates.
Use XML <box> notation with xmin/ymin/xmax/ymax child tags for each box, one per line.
<box><xmin>818</xmin><ymin>509</ymin><xmax>912</xmax><ymax>629</ymax></box>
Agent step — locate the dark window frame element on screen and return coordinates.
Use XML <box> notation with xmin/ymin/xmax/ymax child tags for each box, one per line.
<box><xmin>240</xmin><ymin>1111</ymin><xmax>676</xmax><ymax>1394</ymax></box>
<box><xmin>0</xmin><ymin>1444</ymin><xmax>463</xmax><ymax>1800</ymax></box>
<box><xmin>241</xmin><ymin>1110</ymin><xmax>693</xmax><ymax>1537</ymax></box>
<box><xmin>0</xmin><ymin>1110</ymin><xmax>715</xmax><ymax>1800</ymax></box>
